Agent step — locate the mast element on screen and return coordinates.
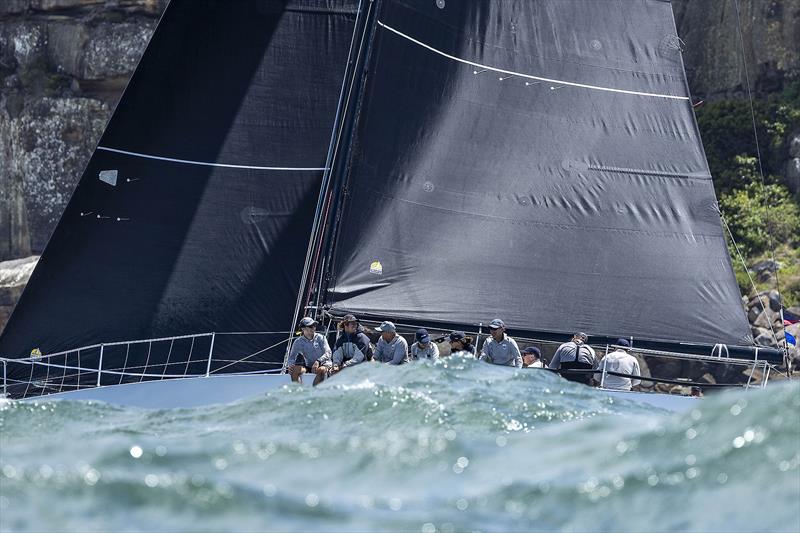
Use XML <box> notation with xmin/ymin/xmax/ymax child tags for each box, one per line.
<box><xmin>301</xmin><ymin>0</ymin><xmax>385</xmax><ymax>320</ymax></box>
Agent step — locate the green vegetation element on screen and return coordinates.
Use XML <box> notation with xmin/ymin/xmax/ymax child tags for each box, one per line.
<box><xmin>696</xmin><ymin>82</ymin><xmax>800</xmax><ymax>306</ymax></box>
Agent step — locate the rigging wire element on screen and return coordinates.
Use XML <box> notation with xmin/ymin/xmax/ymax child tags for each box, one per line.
<box><xmin>732</xmin><ymin>0</ymin><xmax>788</xmax><ymax>353</ymax></box>
<box><xmin>720</xmin><ymin>212</ymin><xmax>780</xmax><ymax>347</ymax></box>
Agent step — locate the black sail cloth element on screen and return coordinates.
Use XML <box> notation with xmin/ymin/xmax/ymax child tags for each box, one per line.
<box><xmin>325</xmin><ymin>0</ymin><xmax>755</xmax><ymax>350</ymax></box>
<box><xmin>0</xmin><ymin>0</ymin><xmax>359</xmax><ymax>383</ymax></box>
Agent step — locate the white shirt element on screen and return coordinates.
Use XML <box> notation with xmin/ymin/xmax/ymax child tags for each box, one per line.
<box><xmin>596</xmin><ymin>350</ymin><xmax>641</xmax><ymax>390</ymax></box>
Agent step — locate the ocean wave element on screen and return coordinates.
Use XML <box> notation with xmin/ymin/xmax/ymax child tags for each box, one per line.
<box><xmin>1</xmin><ymin>359</ymin><xmax>798</xmax><ymax>532</ymax></box>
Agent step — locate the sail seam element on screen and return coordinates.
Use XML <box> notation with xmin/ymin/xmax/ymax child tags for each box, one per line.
<box><xmin>96</xmin><ymin>146</ymin><xmax>328</xmax><ymax>171</ymax></box>
<box><xmin>377</xmin><ymin>21</ymin><xmax>690</xmax><ymax>101</ymax></box>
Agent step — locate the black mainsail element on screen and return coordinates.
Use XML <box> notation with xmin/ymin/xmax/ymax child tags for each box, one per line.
<box><xmin>321</xmin><ymin>0</ymin><xmax>769</xmax><ymax>357</ymax></box>
<box><xmin>0</xmin><ymin>1</ymin><xmax>360</xmax><ymax>372</ymax></box>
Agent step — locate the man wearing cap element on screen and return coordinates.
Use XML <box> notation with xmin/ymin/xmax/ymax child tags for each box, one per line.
<box><xmin>448</xmin><ymin>331</ymin><xmax>476</xmax><ymax>356</ymax></box>
<box><xmin>549</xmin><ymin>332</ymin><xmax>597</xmax><ymax>385</ymax></box>
<box><xmin>288</xmin><ymin>317</ymin><xmax>332</xmax><ymax>386</ymax></box>
<box><xmin>331</xmin><ymin>314</ymin><xmax>373</xmax><ymax>373</ymax></box>
<box><xmin>521</xmin><ymin>346</ymin><xmax>544</xmax><ymax>368</ymax></box>
<box><xmin>594</xmin><ymin>339</ymin><xmax>641</xmax><ymax>390</ymax></box>
<box><xmin>374</xmin><ymin>321</ymin><xmax>409</xmax><ymax>365</ymax></box>
<box><xmin>410</xmin><ymin>329</ymin><xmax>439</xmax><ymax>361</ymax></box>
<box><xmin>479</xmin><ymin>319</ymin><xmax>522</xmax><ymax>368</ymax></box>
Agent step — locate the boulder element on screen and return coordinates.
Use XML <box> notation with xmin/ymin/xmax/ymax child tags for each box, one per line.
<box><xmin>0</xmin><ymin>255</ymin><xmax>38</xmax><ymax>333</ymax></box>
<box><xmin>753</xmin><ymin>308</ymin><xmax>780</xmax><ymax>329</ymax></box>
<box><xmin>754</xmin><ymin>331</ymin><xmax>779</xmax><ymax>348</ymax></box>
<box><xmin>790</xmin><ymin>133</ymin><xmax>800</xmax><ymax>158</ymax></box>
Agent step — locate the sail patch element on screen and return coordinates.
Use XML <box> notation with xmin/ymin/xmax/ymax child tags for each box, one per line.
<box><xmin>369</xmin><ymin>261</ymin><xmax>383</xmax><ymax>275</ymax></box>
<box><xmin>99</xmin><ymin>170</ymin><xmax>118</xmax><ymax>186</ymax></box>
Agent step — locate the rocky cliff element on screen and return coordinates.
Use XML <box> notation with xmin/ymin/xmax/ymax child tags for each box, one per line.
<box><xmin>1</xmin><ymin>0</ymin><xmax>165</xmax><ymax>260</ymax></box>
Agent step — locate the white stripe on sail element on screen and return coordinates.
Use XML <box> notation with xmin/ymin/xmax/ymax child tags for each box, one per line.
<box><xmin>97</xmin><ymin>146</ymin><xmax>328</xmax><ymax>171</ymax></box>
<box><xmin>377</xmin><ymin>21</ymin><xmax>690</xmax><ymax>101</ymax></box>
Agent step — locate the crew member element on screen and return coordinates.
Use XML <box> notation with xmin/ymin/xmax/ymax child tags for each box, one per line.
<box><xmin>287</xmin><ymin>317</ymin><xmax>331</xmax><ymax>385</ymax></box>
<box><xmin>448</xmin><ymin>331</ymin><xmax>476</xmax><ymax>356</ymax></box>
<box><xmin>479</xmin><ymin>319</ymin><xmax>522</xmax><ymax>368</ymax></box>
<box><xmin>374</xmin><ymin>321</ymin><xmax>409</xmax><ymax>365</ymax></box>
<box><xmin>521</xmin><ymin>346</ymin><xmax>544</xmax><ymax>368</ymax></box>
<box><xmin>331</xmin><ymin>314</ymin><xmax>373</xmax><ymax>373</ymax></box>
<box><xmin>549</xmin><ymin>332</ymin><xmax>597</xmax><ymax>384</ymax></box>
<box><xmin>410</xmin><ymin>328</ymin><xmax>439</xmax><ymax>361</ymax></box>
<box><xmin>595</xmin><ymin>339</ymin><xmax>641</xmax><ymax>390</ymax></box>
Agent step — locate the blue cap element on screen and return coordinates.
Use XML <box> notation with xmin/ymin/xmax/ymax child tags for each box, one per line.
<box><xmin>449</xmin><ymin>331</ymin><xmax>466</xmax><ymax>342</ymax></box>
<box><xmin>522</xmin><ymin>346</ymin><xmax>541</xmax><ymax>357</ymax></box>
<box><xmin>488</xmin><ymin>318</ymin><xmax>505</xmax><ymax>329</ymax></box>
<box><xmin>299</xmin><ymin>316</ymin><xmax>317</xmax><ymax>328</ymax></box>
<box><xmin>378</xmin><ymin>321</ymin><xmax>396</xmax><ymax>332</ymax></box>
<box><xmin>415</xmin><ymin>328</ymin><xmax>430</xmax><ymax>342</ymax></box>
<box><xmin>615</xmin><ymin>338</ymin><xmax>630</xmax><ymax>347</ymax></box>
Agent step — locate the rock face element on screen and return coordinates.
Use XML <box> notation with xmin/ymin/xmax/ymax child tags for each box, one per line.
<box><xmin>0</xmin><ymin>255</ymin><xmax>38</xmax><ymax>331</ymax></box>
<box><xmin>673</xmin><ymin>0</ymin><xmax>800</xmax><ymax>99</ymax></box>
<box><xmin>0</xmin><ymin>0</ymin><xmax>166</xmax><ymax>260</ymax></box>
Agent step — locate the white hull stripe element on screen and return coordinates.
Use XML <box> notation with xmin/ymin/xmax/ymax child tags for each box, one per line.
<box><xmin>97</xmin><ymin>146</ymin><xmax>328</xmax><ymax>171</ymax></box>
<box><xmin>377</xmin><ymin>21</ymin><xmax>690</xmax><ymax>101</ymax></box>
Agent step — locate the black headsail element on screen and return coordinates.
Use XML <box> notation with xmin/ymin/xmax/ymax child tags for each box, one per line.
<box><xmin>0</xmin><ymin>0</ymin><xmax>360</xmax><ymax>382</ymax></box>
<box><xmin>322</xmin><ymin>0</ymin><xmax>776</xmax><ymax>360</ymax></box>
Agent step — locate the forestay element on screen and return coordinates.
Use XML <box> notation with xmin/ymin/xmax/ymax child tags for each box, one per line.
<box><xmin>325</xmin><ymin>0</ymin><xmax>753</xmax><ymax>348</ymax></box>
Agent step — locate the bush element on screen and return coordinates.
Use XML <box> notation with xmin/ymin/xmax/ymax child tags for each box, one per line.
<box><xmin>719</xmin><ymin>158</ymin><xmax>800</xmax><ymax>257</ymax></box>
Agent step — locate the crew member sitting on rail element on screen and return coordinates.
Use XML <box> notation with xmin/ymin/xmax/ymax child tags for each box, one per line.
<box><xmin>287</xmin><ymin>317</ymin><xmax>332</xmax><ymax>386</ymax></box>
<box><xmin>480</xmin><ymin>319</ymin><xmax>522</xmax><ymax>368</ymax></box>
<box><xmin>521</xmin><ymin>346</ymin><xmax>544</xmax><ymax>368</ymax></box>
<box><xmin>448</xmin><ymin>331</ymin><xmax>476</xmax><ymax>356</ymax></box>
<box><xmin>374</xmin><ymin>321</ymin><xmax>409</xmax><ymax>365</ymax></box>
<box><xmin>410</xmin><ymin>328</ymin><xmax>439</xmax><ymax>361</ymax></box>
<box><xmin>594</xmin><ymin>338</ymin><xmax>641</xmax><ymax>390</ymax></box>
<box><xmin>331</xmin><ymin>314</ymin><xmax>373</xmax><ymax>373</ymax></box>
<box><xmin>548</xmin><ymin>332</ymin><xmax>597</xmax><ymax>385</ymax></box>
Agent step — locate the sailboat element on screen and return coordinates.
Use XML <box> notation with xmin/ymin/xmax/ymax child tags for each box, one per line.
<box><xmin>0</xmin><ymin>0</ymin><xmax>783</xmax><ymax>411</ymax></box>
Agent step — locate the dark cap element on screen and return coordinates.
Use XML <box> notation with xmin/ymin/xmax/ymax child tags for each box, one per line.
<box><xmin>299</xmin><ymin>316</ymin><xmax>317</xmax><ymax>328</ymax></box>
<box><xmin>522</xmin><ymin>346</ymin><xmax>541</xmax><ymax>357</ymax></box>
<box><xmin>449</xmin><ymin>331</ymin><xmax>466</xmax><ymax>342</ymax></box>
<box><xmin>615</xmin><ymin>338</ymin><xmax>630</xmax><ymax>347</ymax></box>
<box><xmin>415</xmin><ymin>328</ymin><xmax>430</xmax><ymax>342</ymax></box>
<box><xmin>341</xmin><ymin>314</ymin><xmax>358</xmax><ymax>324</ymax></box>
<box><xmin>488</xmin><ymin>318</ymin><xmax>506</xmax><ymax>330</ymax></box>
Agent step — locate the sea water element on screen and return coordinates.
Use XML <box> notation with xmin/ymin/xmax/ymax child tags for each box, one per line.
<box><xmin>1</xmin><ymin>357</ymin><xmax>798</xmax><ymax>532</ymax></box>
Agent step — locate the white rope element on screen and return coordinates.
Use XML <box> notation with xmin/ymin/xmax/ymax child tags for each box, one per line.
<box><xmin>97</xmin><ymin>146</ymin><xmax>328</xmax><ymax>171</ymax></box>
<box><xmin>720</xmin><ymin>212</ymin><xmax>780</xmax><ymax>345</ymax></box>
<box><xmin>377</xmin><ymin>21</ymin><xmax>690</xmax><ymax>101</ymax></box>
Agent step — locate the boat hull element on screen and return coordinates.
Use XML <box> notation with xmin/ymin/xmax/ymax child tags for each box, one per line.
<box><xmin>5</xmin><ymin>373</ymin><xmax>699</xmax><ymax>412</ymax></box>
<box><xmin>15</xmin><ymin>374</ymin><xmax>295</xmax><ymax>409</ymax></box>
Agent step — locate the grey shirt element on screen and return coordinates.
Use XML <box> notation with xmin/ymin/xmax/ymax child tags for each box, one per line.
<box><xmin>289</xmin><ymin>333</ymin><xmax>331</xmax><ymax>367</ymax></box>
<box><xmin>410</xmin><ymin>341</ymin><xmax>439</xmax><ymax>361</ymax></box>
<box><xmin>480</xmin><ymin>334</ymin><xmax>522</xmax><ymax>368</ymax></box>
<box><xmin>548</xmin><ymin>341</ymin><xmax>597</xmax><ymax>369</ymax></box>
<box><xmin>374</xmin><ymin>334</ymin><xmax>409</xmax><ymax>365</ymax></box>
<box><xmin>595</xmin><ymin>350</ymin><xmax>641</xmax><ymax>390</ymax></box>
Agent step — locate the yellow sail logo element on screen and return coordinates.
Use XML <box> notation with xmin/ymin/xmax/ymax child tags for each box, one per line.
<box><xmin>369</xmin><ymin>260</ymin><xmax>383</xmax><ymax>275</ymax></box>
<box><xmin>30</xmin><ymin>348</ymin><xmax>42</xmax><ymax>357</ymax></box>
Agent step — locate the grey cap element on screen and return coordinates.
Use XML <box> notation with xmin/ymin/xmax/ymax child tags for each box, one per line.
<box><xmin>299</xmin><ymin>317</ymin><xmax>317</xmax><ymax>328</ymax></box>
<box><xmin>378</xmin><ymin>321</ymin><xmax>396</xmax><ymax>332</ymax></box>
<box><xmin>574</xmin><ymin>332</ymin><xmax>588</xmax><ymax>341</ymax></box>
<box><xmin>488</xmin><ymin>318</ymin><xmax>505</xmax><ymax>329</ymax></box>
